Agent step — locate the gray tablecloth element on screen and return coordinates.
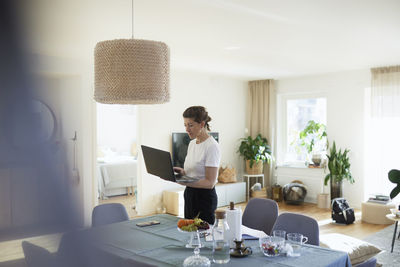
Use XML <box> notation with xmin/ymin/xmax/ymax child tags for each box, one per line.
<box><xmin>85</xmin><ymin>214</ymin><xmax>351</xmax><ymax>267</ymax></box>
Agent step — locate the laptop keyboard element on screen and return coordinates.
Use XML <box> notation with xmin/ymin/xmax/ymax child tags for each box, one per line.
<box><xmin>176</xmin><ymin>175</ymin><xmax>199</xmax><ymax>183</ymax></box>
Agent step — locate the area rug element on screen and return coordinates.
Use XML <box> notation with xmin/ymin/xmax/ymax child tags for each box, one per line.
<box><xmin>364</xmin><ymin>224</ymin><xmax>400</xmax><ymax>266</ymax></box>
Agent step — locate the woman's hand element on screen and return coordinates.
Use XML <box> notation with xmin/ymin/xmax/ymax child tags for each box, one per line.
<box><xmin>173</xmin><ymin>167</ymin><xmax>187</xmax><ymax>185</ymax></box>
<box><xmin>173</xmin><ymin>167</ymin><xmax>185</xmax><ymax>176</ymax></box>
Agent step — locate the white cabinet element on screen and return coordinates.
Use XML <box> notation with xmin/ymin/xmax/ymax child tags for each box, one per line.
<box><xmin>216</xmin><ymin>182</ymin><xmax>246</xmax><ymax>207</ymax></box>
<box><xmin>163</xmin><ymin>182</ymin><xmax>246</xmax><ymax>217</ymax></box>
<box><xmin>163</xmin><ymin>189</ymin><xmax>185</xmax><ymax>217</ymax></box>
<box><xmin>215</xmin><ymin>185</ymin><xmax>226</xmax><ymax>206</ymax></box>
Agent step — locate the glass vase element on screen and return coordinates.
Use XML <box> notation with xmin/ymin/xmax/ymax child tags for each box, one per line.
<box><xmin>330</xmin><ymin>176</ymin><xmax>343</xmax><ymax>201</ymax></box>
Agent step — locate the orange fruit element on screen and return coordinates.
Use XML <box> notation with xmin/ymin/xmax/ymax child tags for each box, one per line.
<box><xmin>177</xmin><ymin>219</ymin><xmax>195</xmax><ymax>228</ymax></box>
<box><xmin>177</xmin><ymin>219</ymin><xmax>186</xmax><ymax>228</ymax></box>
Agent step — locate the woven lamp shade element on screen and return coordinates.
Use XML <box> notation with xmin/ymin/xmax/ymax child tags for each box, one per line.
<box><xmin>94</xmin><ymin>39</ymin><xmax>170</xmax><ymax>104</ymax></box>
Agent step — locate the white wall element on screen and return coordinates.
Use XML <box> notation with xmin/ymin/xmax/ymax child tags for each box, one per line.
<box><xmin>136</xmin><ymin>69</ymin><xmax>247</xmax><ymax>215</ymax></box>
<box><xmin>275</xmin><ymin>69</ymin><xmax>371</xmax><ymax>207</ymax></box>
<box><xmin>97</xmin><ymin>104</ymin><xmax>137</xmax><ymax>156</ymax></box>
<box><xmin>34</xmin><ymin>55</ymin><xmax>95</xmax><ymax>227</ymax></box>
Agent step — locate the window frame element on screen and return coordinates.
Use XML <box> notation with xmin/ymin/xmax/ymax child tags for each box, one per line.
<box><xmin>277</xmin><ymin>92</ymin><xmax>327</xmax><ymax>167</ymax></box>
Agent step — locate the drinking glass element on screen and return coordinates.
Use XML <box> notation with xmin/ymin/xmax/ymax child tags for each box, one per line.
<box><xmin>273</xmin><ymin>230</ymin><xmax>286</xmax><ymax>239</ymax></box>
<box><xmin>287</xmin><ymin>233</ymin><xmax>308</xmax><ymax>257</ymax></box>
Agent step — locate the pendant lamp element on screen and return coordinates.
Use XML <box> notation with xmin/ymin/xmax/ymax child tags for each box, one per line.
<box><xmin>94</xmin><ymin>1</ymin><xmax>170</xmax><ymax>104</ymax></box>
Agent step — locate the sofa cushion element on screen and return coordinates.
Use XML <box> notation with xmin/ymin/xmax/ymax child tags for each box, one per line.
<box><xmin>320</xmin><ymin>233</ymin><xmax>381</xmax><ymax>265</ymax></box>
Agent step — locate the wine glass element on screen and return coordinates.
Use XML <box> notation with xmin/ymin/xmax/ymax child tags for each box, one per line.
<box><xmin>182</xmin><ymin>230</ymin><xmax>210</xmax><ymax>267</ymax></box>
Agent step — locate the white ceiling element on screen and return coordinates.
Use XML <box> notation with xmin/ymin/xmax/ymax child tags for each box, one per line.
<box><xmin>24</xmin><ymin>0</ymin><xmax>400</xmax><ymax>79</ymax></box>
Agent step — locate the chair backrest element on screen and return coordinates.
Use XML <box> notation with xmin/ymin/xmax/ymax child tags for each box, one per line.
<box><xmin>22</xmin><ymin>241</ymin><xmax>55</xmax><ymax>267</ymax></box>
<box><xmin>57</xmin><ymin>231</ymin><xmax>87</xmax><ymax>267</ymax></box>
<box><xmin>242</xmin><ymin>198</ymin><xmax>279</xmax><ymax>235</ymax></box>
<box><xmin>92</xmin><ymin>203</ymin><xmax>129</xmax><ymax>227</ymax></box>
<box><xmin>272</xmin><ymin>212</ymin><xmax>319</xmax><ymax>245</ymax></box>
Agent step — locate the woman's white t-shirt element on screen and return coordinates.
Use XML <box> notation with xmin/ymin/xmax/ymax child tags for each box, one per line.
<box><xmin>184</xmin><ymin>136</ymin><xmax>221</xmax><ymax>179</ymax></box>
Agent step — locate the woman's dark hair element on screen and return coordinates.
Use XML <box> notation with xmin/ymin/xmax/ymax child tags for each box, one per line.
<box><xmin>183</xmin><ymin>106</ymin><xmax>212</xmax><ymax>131</ymax></box>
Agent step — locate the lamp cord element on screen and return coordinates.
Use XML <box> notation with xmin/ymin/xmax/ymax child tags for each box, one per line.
<box><xmin>131</xmin><ymin>0</ymin><xmax>134</xmax><ymax>39</ymax></box>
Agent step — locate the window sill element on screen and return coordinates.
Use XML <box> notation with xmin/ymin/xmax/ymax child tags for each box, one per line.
<box><xmin>276</xmin><ymin>164</ymin><xmax>326</xmax><ymax>179</ymax></box>
<box><xmin>277</xmin><ymin>164</ymin><xmax>307</xmax><ymax>169</ymax></box>
<box><xmin>277</xmin><ymin>164</ymin><xmax>324</xmax><ymax>170</ymax></box>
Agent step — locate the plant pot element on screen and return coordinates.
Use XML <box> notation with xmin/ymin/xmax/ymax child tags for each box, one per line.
<box><xmin>330</xmin><ymin>177</ymin><xmax>343</xmax><ymax>201</ymax></box>
<box><xmin>312</xmin><ymin>154</ymin><xmax>322</xmax><ymax>166</ymax></box>
<box><xmin>245</xmin><ymin>160</ymin><xmax>263</xmax><ymax>174</ymax></box>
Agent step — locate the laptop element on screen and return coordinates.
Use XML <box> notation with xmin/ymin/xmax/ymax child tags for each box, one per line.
<box><xmin>141</xmin><ymin>145</ymin><xmax>200</xmax><ymax>183</ymax></box>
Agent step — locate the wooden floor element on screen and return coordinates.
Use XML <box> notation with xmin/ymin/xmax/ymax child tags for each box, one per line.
<box><xmin>0</xmin><ymin>195</ymin><xmax>389</xmax><ymax>265</ymax></box>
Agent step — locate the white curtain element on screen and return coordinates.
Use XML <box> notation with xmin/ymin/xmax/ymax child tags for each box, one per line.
<box><xmin>246</xmin><ymin>80</ymin><xmax>276</xmax><ymax>187</ymax></box>
<box><xmin>365</xmin><ymin>66</ymin><xmax>400</xmax><ymax>199</ymax></box>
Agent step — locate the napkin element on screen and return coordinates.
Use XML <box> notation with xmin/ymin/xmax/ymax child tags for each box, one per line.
<box><xmin>242</xmin><ymin>234</ymin><xmax>259</xmax><ymax>240</ymax></box>
<box><xmin>282</xmin><ymin>243</ymin><xmax>295</xmax><ymax>257</ymax></box>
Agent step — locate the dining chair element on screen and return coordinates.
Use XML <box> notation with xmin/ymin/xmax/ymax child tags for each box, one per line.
<box><xmin>92</xmin><ymin>203</ymin><xmax>129</xmax><ymax>227</ymax></box>
<box><xmin>242</xmin><ymin>198</ymin><xmax>279</xmax><ymax>235</ymax></box>
<box><xmin>57</xmin><ymin>231</ymin><xmax>89</xmax><ymax>267</ymax></box>
<box><xmin>272</xmin><ymin>212</ymin><xmax>319</xmax><ymax>245</ymax></box>
<box><xmin>58</xmin><ymin>231</ymin><xmax>132</xmax><ymax>267</ymax></box>
<box><xmin>22</xmin><ymin>241</ymin><xmax>55</xmax><ymax>267</ymax></box>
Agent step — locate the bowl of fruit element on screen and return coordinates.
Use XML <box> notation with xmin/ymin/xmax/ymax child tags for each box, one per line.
<box><xmin>177</xmin><ymin>218</ymin><xmax>210</xmax><ymax>232</ymax></box>
<box><xmin>177</xmin><ymin>218</ymin><xmax>210</xmax><ymax>248</ymax></box>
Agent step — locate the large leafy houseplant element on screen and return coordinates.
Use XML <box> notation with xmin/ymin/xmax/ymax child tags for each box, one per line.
<box><xmin>324</xmin><ymin>141</ymin><xmax>354</xmax><ymax>185</ymax></box>
<box><xmin>238</xmin><ymin>134</ymin><xmax>272</xmax><ymax>168</ymax></box>
<box><xmin>324</xmin><ymin>141</ymin><xmax>354</xmax><ymax>200</ymax></box>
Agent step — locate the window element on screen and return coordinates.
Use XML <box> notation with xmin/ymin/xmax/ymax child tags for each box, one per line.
<box><xmin>278</xmin><ymin>94</ymin><xmax>327</xmax><ymax>166</ymax></box>
<box><xmin>365</xmin><ymin>87</ymin><xmax>400</xmax><ymax>199</ymax></box>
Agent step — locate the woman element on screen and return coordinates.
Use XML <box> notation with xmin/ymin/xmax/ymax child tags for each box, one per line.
<box><xmin>173</xmin><ymin>106</ymin><xmax>221</xmax><ymax>224</ymax></box>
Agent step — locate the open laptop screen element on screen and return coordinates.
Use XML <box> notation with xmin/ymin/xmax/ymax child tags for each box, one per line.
<box><xmin>141</xmin><ymin>145</ymin><xmax>176</xmax><ymax>182</ymax></box>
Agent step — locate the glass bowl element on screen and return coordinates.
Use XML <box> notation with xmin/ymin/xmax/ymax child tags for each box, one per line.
<box><xmin>259</xmin><ymin>236</ymin><xmax>285</xmax><ymax>257</ymax></box>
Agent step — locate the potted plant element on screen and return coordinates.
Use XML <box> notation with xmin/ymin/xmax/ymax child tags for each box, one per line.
<box><xmin>238</xmin><ymin>134</ymin><xmax>272</xmax><ymax>174</ymax></box>
<box><xmin>299</xmin><ymin>120</ymin><xmax>327</xmax><ymax>152</ymax></box>
<box><xmin>324</xmin><ymin>141</ymin><xmax>354</xmax><ymax>200</ymax></box>
<box><xmin>297</xmin><ymin>120</ymin><xmax>327</xmax><ymax>166</ymax></box>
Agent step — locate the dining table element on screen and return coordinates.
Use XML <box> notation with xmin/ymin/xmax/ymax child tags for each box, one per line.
<box><xmin>80</xmin><ymin>214</ymin><xmax>351</xmax><ymax>267</ymax></box>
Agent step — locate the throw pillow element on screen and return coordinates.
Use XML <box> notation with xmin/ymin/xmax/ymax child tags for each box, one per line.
<box><xmin>319</xmin><ymin>233</ymin><xmax>381</xmax><ymax>265</ymax></box>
